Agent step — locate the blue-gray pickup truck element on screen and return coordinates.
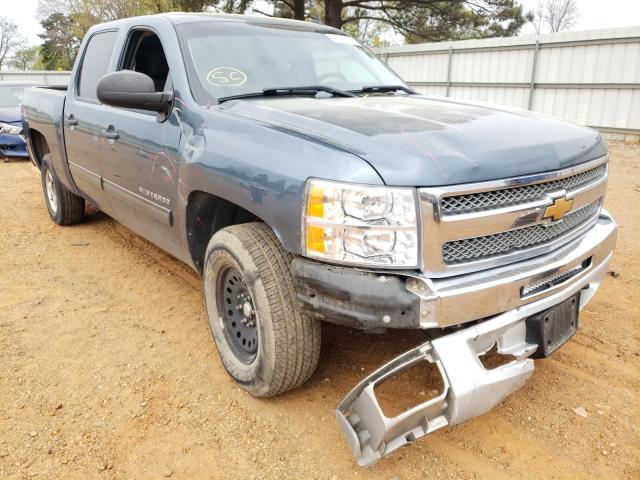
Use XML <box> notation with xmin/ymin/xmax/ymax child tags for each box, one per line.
<box><xmin>23</xmin><ymin>13</ymin><xmax>617</xmax><ymax>466</ymax></box>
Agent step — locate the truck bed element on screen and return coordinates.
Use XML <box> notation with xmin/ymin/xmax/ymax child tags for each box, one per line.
<box><xmin>22</xmin><ymin>87</ymin><xmax>71</xmax><ymax>187</ymax></box>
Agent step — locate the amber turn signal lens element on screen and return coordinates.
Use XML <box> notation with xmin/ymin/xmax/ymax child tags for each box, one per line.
<box><xmin>306</xmin><ymin>184</ymin><xmax>324</xmax><ymax>218</ymax></box>
<box><xmin>305</xmin><ymin>225</ymin><xmax>325</xmax><ymax>254</ymax></box>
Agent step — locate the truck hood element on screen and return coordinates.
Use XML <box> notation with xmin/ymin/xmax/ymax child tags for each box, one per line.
<box><xmin>221</xmin><ymin>95</ymin><xmax>606</xmax><ymax>186</ymax></box>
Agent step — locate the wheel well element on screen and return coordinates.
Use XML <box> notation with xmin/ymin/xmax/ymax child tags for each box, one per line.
<box><xmin>186</xmin><ymin>191</ymin><xmax>260</xmax><ymax>273</ymax></box>
<box><xmin>29</xmin><ymin>130</ymin><xmax>50</xmax><ymax>167</ymax></box>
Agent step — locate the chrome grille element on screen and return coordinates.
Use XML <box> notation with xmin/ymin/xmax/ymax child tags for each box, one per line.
<box><xmin>419</xmin><ymin>156</ymin><xmax>609</xmax><ymax>276</ymax></box>
<box><xmin>441</xmin><ymin>164</ymin><xmax>607</xmax><ymax>215</ymax></box>
<box><xmin>443</xmin><ymin>199</ymin><xmax>602</xmax><ymax>264</ymax></box>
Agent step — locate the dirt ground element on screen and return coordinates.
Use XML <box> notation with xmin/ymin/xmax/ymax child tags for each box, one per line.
<box><xmin>1</xmin><ymin>142</ymin><xmax>638</xmax><ymax>480</ymax></box>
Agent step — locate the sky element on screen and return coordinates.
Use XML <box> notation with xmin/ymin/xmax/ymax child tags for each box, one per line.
<box><xmin>519</xmin><ymin>0</ymin><xmax>640</xmax><ymax>34</ymax></box>
<box><xmin>4</xmin><ymin>0</ymin><xmax>640</xmax><ymax>47</ymax></box>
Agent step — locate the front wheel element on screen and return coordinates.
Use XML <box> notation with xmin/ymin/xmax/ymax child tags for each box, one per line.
<box><xmin>203</xmin><ymin>222</ymin><xmax>321</xmax><ymax>397</ymax></box>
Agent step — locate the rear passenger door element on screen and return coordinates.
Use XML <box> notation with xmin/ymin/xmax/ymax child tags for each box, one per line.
<box><xmin>97</xmin><ymin>28</ymin><xmax>182</xmax><ymax>257</ymax></box>
<box><xmin>64</xmin><ymin>29</ymin><xmax>119</xmax><ymax>209</ymax></box>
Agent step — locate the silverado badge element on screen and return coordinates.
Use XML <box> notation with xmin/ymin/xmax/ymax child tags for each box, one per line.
<box><xmin>543</xmin><ymin>196</ymin><xmax>574</xmax><ymax>221</ymax></box>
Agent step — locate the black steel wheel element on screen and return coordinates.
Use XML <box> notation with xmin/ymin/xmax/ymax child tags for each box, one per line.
<box><xmin>203</xmin><ymin>222</ymin><xmax>321</xmax><ymax>397</ymax></box>
<box><xmin>216</xmin><ymin>266</ymin><xmax>258</xmax><ymax>363</ymax></box>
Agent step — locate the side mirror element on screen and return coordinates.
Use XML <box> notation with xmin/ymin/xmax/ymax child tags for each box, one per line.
<box><xmin>96</xmin><ymin>70</ymin><xmax>172</xmax><ymax>114</ymax></box>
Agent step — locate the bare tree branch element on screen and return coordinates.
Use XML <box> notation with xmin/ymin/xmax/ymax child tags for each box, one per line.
<box><xmin>252</xmin><ymin>7</ymin><xmax>276</xmax><ymax>17</ymax></box>
<box><xmin>0</xmin><ymin>17</ymin><xmax>26</xmax><ymax>70</ymax></box>
<box><xmin>533</xmin><ymin>0</ymin><xmax>579</xmax><ymax>33</ymax></box>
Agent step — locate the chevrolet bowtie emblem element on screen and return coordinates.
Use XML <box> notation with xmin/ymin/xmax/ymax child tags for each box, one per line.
<box><xmin>543</xmin><ymin>196</ymin><xmax>574</xmax><ymax>221</ymax></box>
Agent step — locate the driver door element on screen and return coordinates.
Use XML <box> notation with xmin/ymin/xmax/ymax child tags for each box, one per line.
<box><xmin>98</xmin><ymin>29</ymin><xmax>182</xmax><ymax>258</ymax></box>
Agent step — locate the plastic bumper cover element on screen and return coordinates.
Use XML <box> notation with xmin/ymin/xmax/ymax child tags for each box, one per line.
<box><xmin>0</xmin><ymin>133</ymin><xmax>28</xmax><ymax>158</ymax></box>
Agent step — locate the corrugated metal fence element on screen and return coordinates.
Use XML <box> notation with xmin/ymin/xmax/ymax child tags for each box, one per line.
<box><xmin>0</xmin><ymin>71</ymin><xmax>71</xmax><ymax>86</ymax></box>
<box><xmin>375</xmin><ymin>26</ymin><xmax>640</xmax><ymax>142</ymax></box>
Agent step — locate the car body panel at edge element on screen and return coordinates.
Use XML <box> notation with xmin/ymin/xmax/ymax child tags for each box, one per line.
<box><xmin>0</xmin><ymin>82</ymin><xmax>43</xmax><ymax>158</ymax></box>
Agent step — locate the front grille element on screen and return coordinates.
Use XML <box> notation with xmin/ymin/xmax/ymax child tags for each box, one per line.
<box><xmin>520</xmin><ymin>260</ymin><xmax>590</xmax><ymax>298</ymax></box>
<box><xmin>441</xmin><ymin>164</ymin><xmax>607</xmax><ymax>215</ymax></box>
<box><xmin>443</xmin><ymin>199</ymin><xmax>602</xmax><ymax>265</ymax></box>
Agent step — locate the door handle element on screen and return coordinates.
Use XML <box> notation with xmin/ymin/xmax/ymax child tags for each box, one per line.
<box><xmin>65</xmin><ymin>115</ymin><xmax>78</xmax><ymax>126</ymax></box>
<box><xmin>102</xmin><ymin>126</ymin><xmax>119</xmax><ymax>140</ymax></box>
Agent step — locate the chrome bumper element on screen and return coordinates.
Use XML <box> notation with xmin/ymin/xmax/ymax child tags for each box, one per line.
<box><xmin>337</xmin><ymin>212</ymin><xmax>616</xmax><ymax>467</ymax></box>
<box><xmin>409</xmin><ymin>211</ymin><xmax>618</xmax><ymax>328</ymax></box>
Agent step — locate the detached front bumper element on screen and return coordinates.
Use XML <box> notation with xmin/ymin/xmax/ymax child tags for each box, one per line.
<box><xmin>334</xmin><ymin>212</ymin><xmax>616</xmax><ymax>466</ymax></box>
<box><xmin>337</xmin><ymin>286</ymin><xmax>579</xmax><ymax>466</ymax></box>
<box><xmin>0</xmin><ymin>133</ymin><xmax>29</xmax><ymax>159</ymax></box>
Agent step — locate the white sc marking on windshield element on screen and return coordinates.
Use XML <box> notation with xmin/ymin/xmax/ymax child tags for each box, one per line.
<box><xmin>207</xmin><ymin>67</ymin><xmax>247</xmax><ymax>87</ymax></box>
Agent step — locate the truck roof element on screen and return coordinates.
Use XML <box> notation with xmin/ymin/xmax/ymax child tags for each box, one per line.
<box><xmin>92</xmin><ymin>12</ymin><xmax>339</xmax><ymax>33</ymax></box>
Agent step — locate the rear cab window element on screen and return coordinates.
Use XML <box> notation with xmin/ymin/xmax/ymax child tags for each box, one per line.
<box><xmin>77</xmin><ymin>30</ymin><xmax>119</xmax><ymax>101</ymax></box>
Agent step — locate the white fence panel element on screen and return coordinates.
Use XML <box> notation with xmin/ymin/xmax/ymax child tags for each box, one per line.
<box><xmin>376</xmin><ymin>26</ymin><xmax>640</xmax><ymax>141</ymax></box>
<box><xmin>449</xmin><ymin>86</ymin><xmax>529</xmax><ymax>109</ymax></box>
<box><xmin>387</xmin><ymin>52</ymin><xmax>450</xmax><ymax>83</ymax></box>
<box><xmin>0</xmin><ymin>71</ymin><xmax>71</xmax><ymax>85</ymax></box>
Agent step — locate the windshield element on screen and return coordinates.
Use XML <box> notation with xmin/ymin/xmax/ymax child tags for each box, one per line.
<box><xmin>177</xmin><ymin>21</ymin><xmax>405</xmax><ymax>104</ymax></box>
<box><xmin>0</xmin><ymin>86</ymin><xmax>27</xmax><ymax>108</ymax></box>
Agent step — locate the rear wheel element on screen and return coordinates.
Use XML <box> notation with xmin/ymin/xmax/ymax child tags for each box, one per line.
<box><xmin>203</xmin><ymin>222</ymin><xmax>321</xmax><ymax>397</ymax></box>
<box><xmin>40</xmin><ymin>154</ymin><xmax>85</xmax><ymax>225</ymax></box>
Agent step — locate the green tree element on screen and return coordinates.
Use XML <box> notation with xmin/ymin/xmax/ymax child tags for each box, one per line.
<box><xmin>212</xmin><ymin>0</ymin><xmax>253</xmax><ymax>13</ymax></box>
<box><xmin>38</xmin><ymin>0</ymin><xmax>252</xmax><ymax>41</ymax></box>
<box><xmin>262</xmin><ymin>0</ymin><xmax>306</xmax><ymax>20</ymax></box>
<box><xmin>9</xmin><ymin>46</ymin><xmax>42</xmax><ymax>70</ymax></box>
<box><xmin>251</xmin><ymin>1</ymin><xmax>527</xmax><ymax>44</ymax></box>
<box><xmin>342</xmin><ymin>12</ymin><xmax>390</xmax><ymax>46</ymax></box>
<box><xmin>39</xmin><ymin>13</ymin><xmax>81</xmax><ymax>70</ymax></box>
<box><xmin>321</xmin><ymin>1</ymin><xmax>526</xmax><ymax>43</ymax></box>
<box><xmin>38</xmin><ymin>0</ymin><xmax>528</xmax><ymax>51</ymax></box>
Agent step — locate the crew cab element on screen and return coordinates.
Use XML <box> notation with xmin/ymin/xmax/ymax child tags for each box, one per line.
<box><xmin>22</xmin><ymin>13</ymin><xmax>617</xmax><ymax>466</ymax></box>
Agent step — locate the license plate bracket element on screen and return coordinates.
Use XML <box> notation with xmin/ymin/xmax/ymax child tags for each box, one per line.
<box><xmin>525</xmin><ymin>293</ymin><xmax>580</xmax><ymax>359</ymax></box>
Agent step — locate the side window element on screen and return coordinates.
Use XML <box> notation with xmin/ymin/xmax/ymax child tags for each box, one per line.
<box><xmin>77</xmin><ymin>31</ymin><xmax>119</xmax><ymax>100</ymax></box>
<box><xmin>120</xmin><ymin>31</ymin><xmax>170</xmax><ymax>92</ymax></box>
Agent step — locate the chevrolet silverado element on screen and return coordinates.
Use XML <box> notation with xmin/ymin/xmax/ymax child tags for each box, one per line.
<box><xmin>22</xmin><ymin>13</ymin><xmax>617</xmax><ymax>466</ymax></box>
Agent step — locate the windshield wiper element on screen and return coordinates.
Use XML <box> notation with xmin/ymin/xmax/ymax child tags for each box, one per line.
<box><xmin>218</xmin><ymin>85</ymin><xmax>355</xmax><ymax>103</ymax></box>
<box><xmin>264</xmin><ymin>86</ymin><xmax>355</xmax><ymax>97</ymax></box>
<box><xmin>353</xmin><ymin>85</ymin><xmax>416</xmax><ymax>95</ymax></box>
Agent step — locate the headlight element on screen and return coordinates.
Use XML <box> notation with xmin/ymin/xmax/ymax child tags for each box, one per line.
<box><xmin>0</xmin><ymin>122</ymin><xmax>22</xmax><ymax>135</ymax></box>
<box><xmin>302</xmin><ymin>179</ymin><xmax>419</xmax><ymax>267</ymax></box>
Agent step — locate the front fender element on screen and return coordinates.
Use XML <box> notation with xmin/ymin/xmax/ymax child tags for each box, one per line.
<box><xmin>176</xmin><ymin>106</ymin><xmax>383</xmax><ymax>256</ymax></box>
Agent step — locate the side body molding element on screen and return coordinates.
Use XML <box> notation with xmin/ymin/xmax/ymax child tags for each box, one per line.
<box><xmin>68</xmin><ymin>161</ymin><xmax>173</xmax><ymax>226</ymax></box>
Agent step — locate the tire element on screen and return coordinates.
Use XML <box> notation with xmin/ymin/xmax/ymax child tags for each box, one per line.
<box><xmin>203</xmin><ymin>222</ymin><xmax>321</xmax><ymax>397</ymax></box>
<box><xmin>40</xmin><ymin>154</ymin><xmax>85</xmax><ymax>225</ymax></box>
